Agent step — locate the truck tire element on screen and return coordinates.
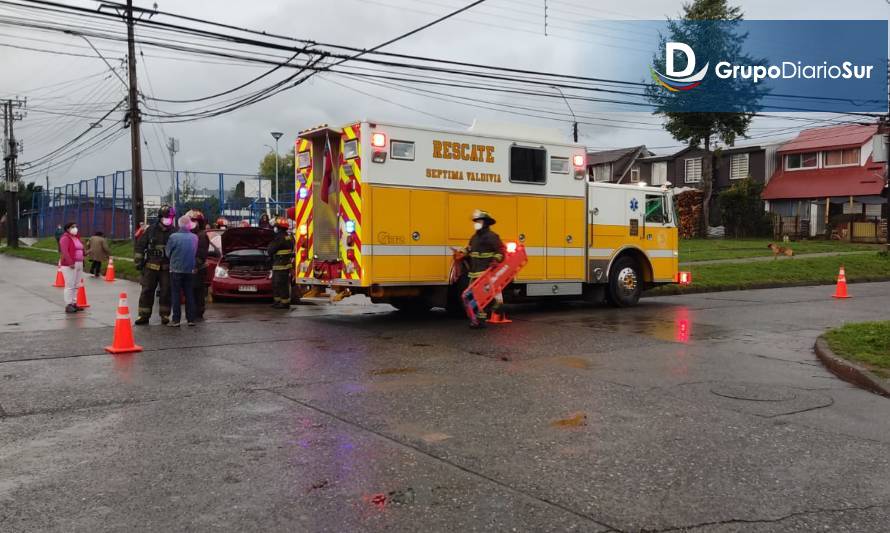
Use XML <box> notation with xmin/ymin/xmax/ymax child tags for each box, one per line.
<box><xmin>445</xmin><ymin>275</ymin><xmax>469</xmax><ymax>316</ymax></box>
<box><xmin>390</xmin><ymin>299</ymin><xmax>431</xmax><ymax>313</ymax></box>
<box><xmin>608</xmin><ymin>256</ymin><xmax>642</xmax><ymax>307</ymax></box>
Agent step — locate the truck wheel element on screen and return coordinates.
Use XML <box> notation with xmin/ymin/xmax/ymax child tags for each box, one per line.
<box><xmin>608</xmin><ymin>256</ymin><xmax>642</xmax><ymax>307</ymax></box>
<box><xmin>445</xmin><ymin>275</ymin><xmax>469</xmax><ymax>316</ymax></box>
<box><xmin>390</xmin><ymin>299</ymin><xmax>431</xmax><ymax>313</ymax></box>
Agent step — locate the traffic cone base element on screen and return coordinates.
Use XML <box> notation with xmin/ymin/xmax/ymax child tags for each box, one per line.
<box><xmin>105</xmin><ymin>292</ymin><xmax>143</xmax><ymax>354</ymax></box>
<box><xmin>52</xmin><ymin>260</ymin><xmax>65</xmax><ymax>287</ymax></box>
<box><xmin>488</xmin><ymin>311</ymin><xmax>512</xmax><ymax>324</ymax></box>
<box><xmin>76</xmin><ymin>278</ymin><xmax>90</xmax><ymax>308</ymax></box>
<box><xmin>104</xmin><ymin>257</ymin><xmax>116</xmax><ymax>282</ymax></box>
<box><xmin>832</xmin><ymin>265</ymin><xmax>851</xmax><ymax>299</ymax></box>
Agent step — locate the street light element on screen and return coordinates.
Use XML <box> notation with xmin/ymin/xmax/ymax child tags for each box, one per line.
<box><xmin>270</xmin><ymin>131</ymin><xmax>283</xmax><ymax>207</ymax></box>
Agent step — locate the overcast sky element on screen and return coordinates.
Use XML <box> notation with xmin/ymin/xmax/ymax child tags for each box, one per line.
<box><xmin>1</xmin><ymin>0</ymin><xmax>887</xmax><ymax>194</ymax></box>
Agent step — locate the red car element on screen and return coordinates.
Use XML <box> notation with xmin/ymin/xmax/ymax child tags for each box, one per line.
<box><xmin>210</xmin><ymin>227</ymin><xmax>275</xmax><ymax>300</ymax></box>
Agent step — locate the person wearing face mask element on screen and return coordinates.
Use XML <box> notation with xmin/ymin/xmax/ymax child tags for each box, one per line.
<box><xmin>59</xmin><ymin>222</ymin><xmax>85</xmax><ymax>314</ymax></box>
<box><xmin>134</xmin><ymin>205</ymin><xmax>176</xmax><ymax>325</ymax></box>
<box><xmin>267</xmin><ymin>217</ymin><xmax>296</xmax><ymax>309</ymax></box>
<box><xmin>190</xmin><ymin>210</ymin><xmax>210</xmax><ymax>321</ymax></box>
<box><xmin>463</xmin><ymin>209</ymin><xmax>506</xmax><ymax>328</ymax></box>
<box><xmin>166</xmin><ymin>213</ymin><xmax>199</xmax><ymax>327</ymax></box>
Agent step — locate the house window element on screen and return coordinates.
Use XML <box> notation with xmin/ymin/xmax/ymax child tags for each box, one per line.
<box><xmin>509</xmin><ymin>146</ymin><xmax>547</xmax><ymax>184</ymax></box>
<box><xmin>550</xmin><ymin>156</ymin><xmax>569</xmax><ymax>174</ymax></box>
<box><xmin>629</xmin><ymin>167</ymin><xmax>640</xmax><ymax>183</ymax></box>
<box><xmin>592</xmin><ymin>163</ymin><xmax>611</xmax><ymax>182</ymax></box>
<box><xmin>823</xmin><ymin>148</ymin><xmax>860</xmax><ymax>167</ymax></box>
<box><xmin>684</xmin><ymin>158</ymin><xmax>702</xmax><ymax>183</ymax></box>
<box><xmin>785</xmin><ymin>152</ymin><xmax>818</xmax><ymax>170</ymax></box>
<box><xmin>729</xmin><ymin>153</ymin><xmax>749</xmax><ymax>179</ymax></box>
<box><xmin>651</xmin><ymin>162</ymin><xmax>667</xmax><ymax>185</ymax></box>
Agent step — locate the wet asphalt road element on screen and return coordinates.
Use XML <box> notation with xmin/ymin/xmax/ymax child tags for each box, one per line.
<box><xmin>1</xmin><ymin>254</ymin><xmax>890</xmax><ymax>532</ymax></box>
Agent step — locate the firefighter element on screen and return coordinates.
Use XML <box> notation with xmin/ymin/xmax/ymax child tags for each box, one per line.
<box><xmin>134</xmin><ymin>205</ymin><xmax>175</xmax><ymax>325</ymax></box>
<box><xmin>267</xmin><ymin>216</ymin><xmax>295</xmax><ymax>309</ymax></box>
<box><xmin>190</xmin><ymin>210</ymin><xmax>210</xmax><ymax>321</ymax></box>
<box><xmin>464</xmin><ymin>209</ymin><xmax>506</xmax><ymax>328</ymax></box>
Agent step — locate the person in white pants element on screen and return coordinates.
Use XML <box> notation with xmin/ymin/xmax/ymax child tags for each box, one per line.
<box><xmin>58</xmin><ymin>222</ymin><xmax>85</xmax><ymax>313</ymax></box>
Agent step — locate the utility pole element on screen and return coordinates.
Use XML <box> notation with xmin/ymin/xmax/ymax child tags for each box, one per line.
<box><xmin>167</xmin><ymin>137</ymin><xmax>179</xmax><ymax>207</ymax></box>
<box><xmin>271</xmin><ymin>131</ymin><xmax>283</xmax><ymax>207</ymax></box>
<box><xmin>125</xmin><ymin>0</ymin><xmax>144</xmax><ymax>231</ymax></box>
<box><xmin>2</xmin><ymin>98</ymin><xmax>25</xmax><ymax>248</ymax></box>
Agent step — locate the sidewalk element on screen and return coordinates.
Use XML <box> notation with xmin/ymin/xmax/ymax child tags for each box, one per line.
<box><xmin>0</xmin><ymin>254</ymin><xmax>140</xmax><ymax>333</ymax></box>
<box><xmin>681</xmin><ymin>250</ymin><xmax>874</xmax><ymax>266</ymax></box>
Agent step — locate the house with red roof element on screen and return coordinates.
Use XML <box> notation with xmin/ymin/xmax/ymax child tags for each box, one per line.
<box><xmin>762</xmin><ymin>124</ymin><xmax>888</xmax><ymax>241</ymax></box>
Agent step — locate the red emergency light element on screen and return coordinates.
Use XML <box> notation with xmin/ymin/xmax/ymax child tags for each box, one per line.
<box><xmin>678</xmin><ymin>271</ymin><xmax>692</xmax><ymax>285</ymax></box>
<box><xmin>505</xmin><ymin>241</ymin><xmax>518</xmax><ymax>254</ymax></box>
<box><xmin>371</xmin><ymin>132</ymin><xmax>386</xmax><ymax>148</ymax></box>
<box><xmin>573</xmin><ymin>154</ymin><xmax>585</xmax><ymax>167</ymax></box>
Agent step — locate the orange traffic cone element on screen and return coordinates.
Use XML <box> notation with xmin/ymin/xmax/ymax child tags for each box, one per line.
<box><xmin>52</xmin><ymin>260</ymin><xmax>65</xmax><ymax>287</ymax></box>
<box><xmin>105</xmin><ymin>292</ymin><xmax>143</xmax><ymax>354</ymax></box>
<box><xmin>832</xmin><ymin>265</ymin><xmax>851</xmax><ymax>299</ymax></box>
<box><xmin>488</xmin><ymin>310</ymin><xmax>512</xmax><ymax>324</ymax></box>
<box><xmin>104</xmin><ymin>257</ymin><xmax>116</xmax><ymax>282</ymax></box>
<box><xmin>76</xmin><ymin>278</ymin><xmax>90</xmax><ymax>308</ymax></box>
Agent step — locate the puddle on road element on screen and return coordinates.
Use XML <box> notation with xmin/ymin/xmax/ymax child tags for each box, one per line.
<box><xmin>557</xmin><ymin>307</ymin><xmax>729</xmax><ymax>344</ymax></box>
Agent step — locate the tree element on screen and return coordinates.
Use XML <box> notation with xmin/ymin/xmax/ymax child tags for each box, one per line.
<box><xmin>647</xmin><ymin>0</ymin><xmax>762</xmax><ymax>236</ymax></box>
<box><xmin>258</xmin><ymin>152</ymin><xmax>296</xmax><ymax>204</ymax></box>
<box><xmin>718</xmin><ymin>178</ymin><xmax>771</xmax><ymax>238</ymax></box>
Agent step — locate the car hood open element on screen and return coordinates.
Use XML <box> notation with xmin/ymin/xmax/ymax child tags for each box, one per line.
<box><xmin>221</xmin><ymin>227</ymin><xmax>275</xmax><ymax>253</ymax></box>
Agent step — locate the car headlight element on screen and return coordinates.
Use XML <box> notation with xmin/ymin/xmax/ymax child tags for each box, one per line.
<box><xmin>214</xmin><ymin>265</ymin><xmax>228</xmax><ymax>279</ymax></box>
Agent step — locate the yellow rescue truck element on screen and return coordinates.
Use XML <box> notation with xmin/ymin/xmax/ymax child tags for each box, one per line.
<box><xmin>291</xmin><ymin>120</ymin><xmax>687</xmax><ymax>311</ymax></box>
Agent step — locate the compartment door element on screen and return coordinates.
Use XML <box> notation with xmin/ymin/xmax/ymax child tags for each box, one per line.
<box><xmin>546</xmin><ymin>198</ymin><xmax>565</xmax><ymax>279</ymax></box>
<box><xmin>370</xmin><ymin>187</ymin><xmax>409</xmax><ymax>282</ymax></box>
<box><xmin>564</xmin><ymin>198</ymin><xmax>586</xmax><ymax>280</ymax></box>
<box><xmin>516</xmin><ymin>196</ymin><xmax>545</xmax><ymax>280</ymax></box>
<box><xmin>409</xmin><ymin>189</ymin><xmax>447</xmax><ymax>282</ymax></box>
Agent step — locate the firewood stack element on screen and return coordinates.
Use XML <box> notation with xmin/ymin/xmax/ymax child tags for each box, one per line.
<box><xmin>676</xmin><ymin>189</ymin><xmax>704</xmax><ymax>239</ymax></box>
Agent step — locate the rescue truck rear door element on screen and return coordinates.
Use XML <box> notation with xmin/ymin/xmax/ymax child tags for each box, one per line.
<box><xmin>306</xmin><ymin>128</ymin><xmax>342</xmax><ymax>262</ymax></box>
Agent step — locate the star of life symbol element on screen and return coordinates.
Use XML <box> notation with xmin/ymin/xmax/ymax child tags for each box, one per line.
<box><xmin>629</xmin><ymin>198</ymin><xmax>639</xmax><ymax>212</ymax></box>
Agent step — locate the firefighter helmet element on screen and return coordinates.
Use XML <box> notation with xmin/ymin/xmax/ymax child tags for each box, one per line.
<box><xmin>158</xmin><ymin>205</ymin><xmax>175</xmax><ymax>220</ymax></box>
<box><xmin>190</xmin><ymin>209</ymin><xmax>206</xmax><ymax>230</ymax></box>
<box><xmin>471</xmin><ymin>209</ymin><xmax>496</xmax><ymax>225</ymax></box>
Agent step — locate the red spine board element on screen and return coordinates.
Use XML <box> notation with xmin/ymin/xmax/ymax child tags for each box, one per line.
<box><xmin>461</xmin><ymin>245</ymin><xmax>528</xmax><ymax>320</ymax></box>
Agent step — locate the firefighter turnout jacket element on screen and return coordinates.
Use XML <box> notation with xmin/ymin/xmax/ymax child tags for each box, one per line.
<box><xmin>134</xmin><ymin>223</ymin><xmax>174</xmax><ymax>270</ymax></box>
<box><xmin>268</xmin><ymin>232</ymin><xmax>295</xmax><ymax>271</ymax></box>
<box><xmin>466</xmin><ymin>227</ymin><xmax>505</xmax><ymax>279</ymax></box>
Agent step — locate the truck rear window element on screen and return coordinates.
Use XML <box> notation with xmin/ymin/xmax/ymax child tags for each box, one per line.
<box><xmin>510</xmin><ymin>146</ymin><xmax>547</xmax><ymax>184</ymax></box>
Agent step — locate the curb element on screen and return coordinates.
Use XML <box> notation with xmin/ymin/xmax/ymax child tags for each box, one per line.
<box><xmin>814</xmin><ymin>337</ymin><xmax>890</xmax><ymax>398</ymax></box>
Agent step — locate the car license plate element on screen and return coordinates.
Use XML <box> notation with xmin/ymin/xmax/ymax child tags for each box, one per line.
<box><xmin>238</xmin><ymin>285</ymin><xmax>258</xmax><ymax>292</ymax></box>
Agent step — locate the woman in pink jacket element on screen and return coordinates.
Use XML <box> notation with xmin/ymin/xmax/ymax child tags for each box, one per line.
<box><xmin>59</xmin><ymin>222</ymin><xmax>85</xmax><ymax>313</ymax></box>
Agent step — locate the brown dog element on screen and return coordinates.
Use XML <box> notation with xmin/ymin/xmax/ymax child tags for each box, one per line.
<box><xmin>767</xmin><ymin>243</ymin><xmax>794</xmax><ymax>259</ymax></box>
